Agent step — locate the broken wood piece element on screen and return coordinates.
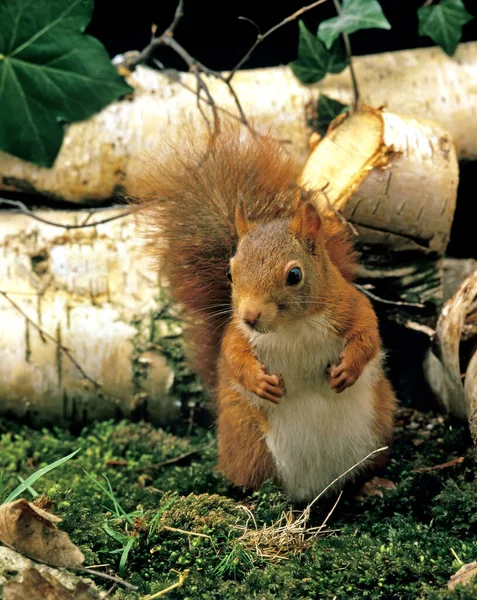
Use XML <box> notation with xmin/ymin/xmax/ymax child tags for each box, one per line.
<box><xmin>299</xmin><ymin>107</ymin><xmax>458</xmax><ymax>311</ymax></box>
<box><xmin>423</xmin><ymin>269</ymin><xmax>477</xmax><ymax>428</ymax></box>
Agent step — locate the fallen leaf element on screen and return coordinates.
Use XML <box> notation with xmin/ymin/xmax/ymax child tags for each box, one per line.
<box><xmin>357</xmin><ymin>477</ymin><xmax>397</xmax><ymax>498</ymax></box>
<box><xmin>0</xmin><ymin>499</ymin><xmax>84</xmax><ymax>568</ymax></box>
<box><xmin>4</xmin><ymin>567</ymin><xmax>96</xmax><ymax>600</ymax></box>
<box><xmin>448</xmin><ymin>561</ymin><xmax>477</xmax><ymax>589</ymax></box>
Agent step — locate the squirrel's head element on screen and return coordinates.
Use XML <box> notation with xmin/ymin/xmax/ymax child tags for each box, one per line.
<box><xmin>229</xmin><ymin>199</ymin><xmax>330</xmax><ymax>334</ymax></box>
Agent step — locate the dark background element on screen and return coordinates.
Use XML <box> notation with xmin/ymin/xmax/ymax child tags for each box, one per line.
<box><xmin>87</xmin><ymin>1</ymin><xmax>477</xmax><ymax>259</ymax></box>
<box><xmin>87</xmin><ymin>0</ymin><xmax>477</xmax><ymax>70</ymax></box>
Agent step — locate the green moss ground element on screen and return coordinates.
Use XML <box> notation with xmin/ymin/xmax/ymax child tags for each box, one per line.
<box><xmin>0</xmin><ymin>405</ymin><xmax>477</xmax><ymax>599</ymax></box>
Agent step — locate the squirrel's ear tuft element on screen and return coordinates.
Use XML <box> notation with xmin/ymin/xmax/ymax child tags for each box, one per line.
<box><xmin>235</xmin><ymin>196</ymin><xmax>251</xmax><ymax>239</ymax></box>
<box><xmin>290</xmin><ymin>201</ymin><xmax>322</xmax><ymax>253</ymax></box>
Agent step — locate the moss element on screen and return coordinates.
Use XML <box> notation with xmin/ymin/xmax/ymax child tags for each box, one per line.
<box><xmin>0</xmin><ymin>406</ymin><xmax>476</xmax><ymax>599</ymax></box>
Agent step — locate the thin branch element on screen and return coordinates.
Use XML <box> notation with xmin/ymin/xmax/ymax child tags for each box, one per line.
<box><xmin>137</xmin><ymin>441</ymin><xmax>215</xmax><ymax>471</ymax></box>
<box><xmin>227</xmin><ymin>0</ymin><xmax>329</xmax><ymax>82</ymax></box>
<box><xmin>126</xmin><ymin>0</ymin><xmax>332</xmax><ymax>134</ymax></box>
<box><xmin>0</xmin><ymin>290</ymin><xmax>101</xmax><ymax>388</ymax></box>
<box><xmin>0</xmin><ymin>198</ymin><xmax>136</xmax><ymax>230</ymax></box>
<box><xmin>331</xmin><ymin>0</ymin><xmax>360</xmax><ymax>111</ymax></box>
<box><xmin>353</xmin><ymin>284</ymin><xmax>425</xmax><ymax>309</ymax></box>
<box><xmin>405</xmin><ymin>320</ymin><xmax>435</xmax><ymax>337</ymax></box>
<box><xmin>413</xmin><ymin>456</ymin><xmax>464</xmax><ymax>473</ymax></box>
<box><xmin>319</xmin><ymin>185</ymin><xmax>359</xmax><ymax>236</ymax></box>
<box><xmin>72</xmin><ymin>567</ymin><xmax>138</xmax><ymax>592</ymax></box>
<box><xmin>152</xmin><ymin>59</ymin><xmax>255</xmax><ymax>127</ymax></box>
<box><xmin>161</xmin><ymin>525</ymin><xmax>212</xmax><ymax>540</ymax></box>
<box><xmin>141</xmin><ymin>569</ymin><xmax>189</xmax><ymax>600</ymax></box>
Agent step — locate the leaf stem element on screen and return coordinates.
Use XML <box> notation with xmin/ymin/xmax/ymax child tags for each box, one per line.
<box><xmin>331</xmin><ymin>0</ymin><xmax>360</xmax><ymax>111</ymax></box>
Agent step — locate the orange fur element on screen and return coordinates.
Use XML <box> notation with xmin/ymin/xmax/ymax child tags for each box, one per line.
<box><xmin>129</xmin><ymin>125</ymin><xmax>356</xmax><ymax>394</ymax></box>
<box><xmin>129</xmin><ymin>123</ymin><xmax>396</xmax><ymax>498</ymax></box>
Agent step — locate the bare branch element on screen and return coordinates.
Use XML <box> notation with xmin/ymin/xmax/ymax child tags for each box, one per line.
<box><xmin>353</xmin><ymin>284</ymin><xmax>425</xmax><ymax>309</ymax></box>
<box><xmin>227</xmin><ymin>0</ymin><xmax>329</xmax><ymax>82</ymax></box>
<box><xmin>319</xmin><ymin>185</ymin><xmax>359</xmax><ymax>236</ymax></box>
<box><xmin>72</xmin><ymin>567</ymin><xmax>138</xmax><ymax>592</ymax></box>
<box><xmin>127</xmin><ymin>0</ymin><xmax>332</xmax><ymax>134</ymax></box>
<box><xmin>0</xmin><ymin>290</ymin><xmax>101</xmax><ymax>388</ymax></box>
<box><xmin>0</xmin><ymin>198</ymin><xmax>137</xmax><ymax>230</ymax></box>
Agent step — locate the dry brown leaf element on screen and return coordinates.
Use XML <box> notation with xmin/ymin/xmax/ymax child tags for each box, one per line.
<box><xmin>4</xmin><ymin>567</ymin><xmax>96</xmax><ymax>600</ymax></box>
<box><xmin>357</xmin><ymin>477</ymin><xmax>397</xmax><ymax>498</ymax></box>
<box><xmin>448</xmin><ymin>562</ymin><xmax>477</xmax><ymax>589</ymax></box>
<box><xmin>0</xmin><ymin>499</ymin><xmax>84</xmax><ymax>568</ymax></box>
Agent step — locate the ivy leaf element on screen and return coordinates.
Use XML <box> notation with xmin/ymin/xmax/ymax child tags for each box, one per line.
<box><xmin>290</xmin><ymin>21</ymin><xmax>347</xmax><ymax>85</ymax></box>
<box><xmin>418</xmin><ymin>0</ymin><xmax>473</xmax><ymax>57</ymax></box>
<box><xmin>0</xmin><ymin>0</ymin><xmax>134</xmax><ymax>167</ymax></box>
<box><xmin>316</xmin><ymin>95</ymin><xmax>349</xmax><ymax>136</ymax></box>
<box><xmin>318</xmin><ymin>0</ymin><xmax>391</xmax><ymax>50</ymax></box>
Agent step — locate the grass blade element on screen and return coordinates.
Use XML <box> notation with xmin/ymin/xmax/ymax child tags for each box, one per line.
<box><xmin>4</xmin><ymin>448</ymin><xmax>81</xmax><ymax>504</ymax></box>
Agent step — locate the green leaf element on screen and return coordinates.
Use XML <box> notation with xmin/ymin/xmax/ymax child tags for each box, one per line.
<box><xmin>290</xmin><ymin>21</ymin><xmax>347</xmax><ymax>84</ymax></box>
<box><xmin>119</xmin><ymin>537</ymin><xmax>136</xmax><ymax>577</ymax></box>
<box><xmin>0</xmin><ymin>0</ymin><xmax>133</xmax><ymax>167</ymax></box>
<box><xmin>316</xmin><ymin>95</ymin><xmax>349</xmax><ymax>136</ymax></box>
<box><xmin>4</xmin><ymin>449</ymin><xmax>81</xmax><ymax>504</ymax></box>
<box><xmin>318</xmin><ymin>0</ymin><xmax>391</xmax><ymax>49</ymax></box>
<box><xmin>418</xmin><ymin>0</ymin><xmax>473</xmax><ymax>57</ymax></box>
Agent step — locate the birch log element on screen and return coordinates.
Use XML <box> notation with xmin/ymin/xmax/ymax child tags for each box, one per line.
<box><xmin>0</xmin><ymin>104</ymin><xmax>459</xmax><ymax>423</ymax></box>
<box><xmin>0</xmin><ymin>209</ymin><xmax>184</xmax><ymax>426</ymax></box>
<box><xmin>0</xmin><ymin>42</ymin><xmax>476</xmax><ymax>203</ymax></box>
<box><xmin>299</xmin><ymin>108</ymin><xmax>458</xmax><ymax>309</ymax></box>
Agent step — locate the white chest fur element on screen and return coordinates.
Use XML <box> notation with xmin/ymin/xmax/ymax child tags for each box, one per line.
<box><xmin>246</xmin><ymin>315</ymin><xmax>380</xmax><ymax>502</ymax></box>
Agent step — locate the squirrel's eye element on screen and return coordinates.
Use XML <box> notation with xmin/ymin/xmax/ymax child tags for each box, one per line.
<box><xmin>286</xmin><ymin>267</ymin><xmax>302</xmax><ymax>286</ymax></box>
<box><xmin>226</xmin><ymin>267</ymin><xmax>232</xmax><ymax>283</ymax></box>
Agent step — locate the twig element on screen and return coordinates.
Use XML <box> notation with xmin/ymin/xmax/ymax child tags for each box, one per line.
<box><xmin>320</xmin><ymin>184</ymin><xmax>359</xmax><ymax>236</ymax></box>
<box><xmin>126</xmin><ymin>2</ymin><xmax>249</xmax><ymax>129</ymax></box>
<box><xmin>141</xmin><ymin>569</ymin><xmax>189</xmax><ymax>600</ymax></box>
<box><xmin>405</xmin><ymin>320</ymin><xmax>435</xmax><ymax>337</ymax></box>
<box><xmin>304</xmin><ymin>446</ymin><xmax>388</xmax><ymax>514</ymax></box>
<box><xmin>128</xmin><ymin>0</ymin><xmax>331</xmax><ymax>134</ymax></box>
<box><xmin>316</xmin><ymin>490</ymin><xmax>343</xmax><ymax>534</ymax></box>
<box><xmin>103</xmin><ymin>583</ymin><xmax>117</xmax><ymax>598</ymax></box>
<box><xmin>353</xmin><ymin>284</ymin><xmax>425</xmax><ymax>308</ymax></box>
<box><xmin>227</xmin><ymin>0</ymin><xmax>329</xmax><ymax>81</ymax></box>
<box><xmin>137</xmin><ymin>441</ymin><xmax>215</xmax><ymax>471</ymax></box>
<box><xmin>73</xmin><ymin>567</ymin><xmax>138</xmax><ymax>592</ymax></box>
<box><xmin>0</xmin><ymin>290</ymin><xmax>100</xmax><ymax>388</ymax></box>
<box><xmin>0</xmin><ymin>198</ymin><xmax>136</xmax><ymax>230</ymax></box>
<box><xmin>161</xmin><ymin>525</ymin><xmax>211</xmax><ymax>540</ymax></box>
<box><xmin>413</xmin><ymin>457</ymin><xmax>464</xmax><ymax>473</ymax></box>
<box><xmin>331</xmin><ymin>0</ymin><xmax>360</xmax><ymax>111</ymax></box>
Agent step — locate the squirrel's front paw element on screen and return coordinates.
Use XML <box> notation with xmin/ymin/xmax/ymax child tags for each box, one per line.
<box><xmin>328</xmin><ymin>352</ymin><xmax>361</xmax><ymax>394</ymax></box>
<box><xmin>251</xmin><ymin>365</ymin><xmax>285</xmax><ymax>404</ymax></box>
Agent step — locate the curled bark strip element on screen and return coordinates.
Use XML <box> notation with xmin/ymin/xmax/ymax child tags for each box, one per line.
<box><xmin>423</xmin><ymin>269</ymin><xmax>477</xmax><ymax>425</ymax></box>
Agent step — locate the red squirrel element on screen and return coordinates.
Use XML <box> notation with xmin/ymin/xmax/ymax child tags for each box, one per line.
<box><xmin>130</xmin><ymin>124</ymin><xmax>396</xmax><ymax>502</ymax></box>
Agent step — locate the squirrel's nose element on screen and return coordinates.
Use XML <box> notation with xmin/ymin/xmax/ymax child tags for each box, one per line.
<box><xmin>242</xmin><ymin>308</ymin><xmax>261</xmax><ymax>327</ymax></box>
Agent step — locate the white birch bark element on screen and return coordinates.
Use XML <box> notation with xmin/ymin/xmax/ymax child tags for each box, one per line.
<box><xmin>0</xmin><ymin>42</ymin><xmax>475</xmax><ymax>203</ymax></box>
<box><xmin>0</xmin><ymin>209</ymin><xmax>178</xmax><ymax>426</ymax></box>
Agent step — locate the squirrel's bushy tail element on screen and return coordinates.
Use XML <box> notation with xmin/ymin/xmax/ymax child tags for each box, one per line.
<box><xmin>128</xmin><ymin>123</ymin><xmax>355</xmax><ymax>394</ymax></box>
